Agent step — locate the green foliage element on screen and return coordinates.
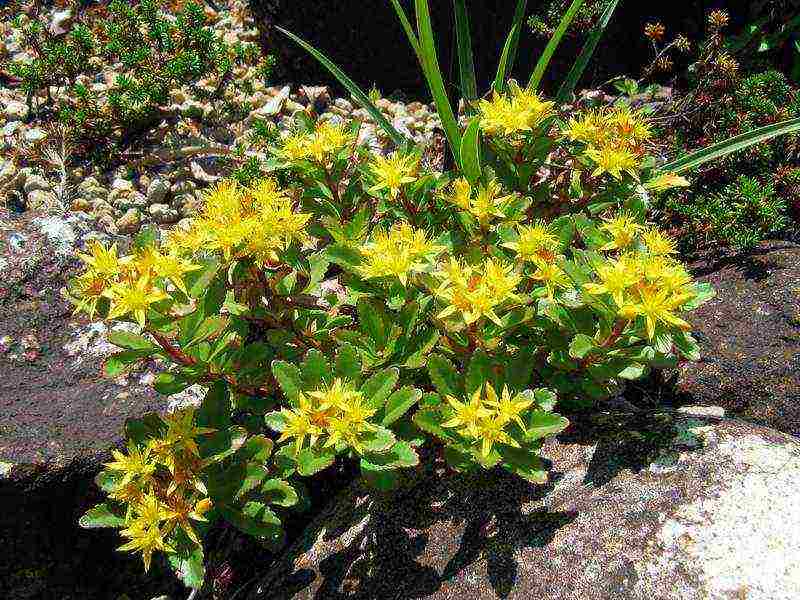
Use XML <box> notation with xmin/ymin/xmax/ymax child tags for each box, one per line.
<box><xmin>664</xmin><ymin>176</ymin><xmax>788</xmax><ymax>250</ymax></box>
<box><xmin>2</xmin><ymin>0</ymin><xmax>271</xmax><ymax>156</ymax></box>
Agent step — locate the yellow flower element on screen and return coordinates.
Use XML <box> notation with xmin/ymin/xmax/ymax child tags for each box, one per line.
<box><xmin>278</xmin><ymin>130</ymin><xmax>314</xmax><ymax>161</ymax></box>
<box><xmin>642</xmin><ymin>227</ymin><xmax>678</xmax><ymax>256</ymax></box>
<box><xmin>503</xmin><ymin>221</ymin><xmax>560</xmax><ymax>263</ymax></box>
<box><xmin>359</xmin><ymin>222</ymin><xmax>443</xmax><ymax>285</ymax></box>
<box><xmin>105</xmin><ymin>273</ymin><xmax>169</xmax><ymax>327</ymax></box>
<box><xmin>78</xmin><ymin>241</ymin><xmax>130</xmax><ymax>279</ymax></box>
<box><xmin>277</xmin><ymin>394</ymin><xmax>324</xmax><ymax>455</ymax></box>
<box><xmin>105</xmin><ymin>442</ymin><xmax>156</xmax><ymax>488</ymax></box>
<box><xmin>322</xmin><ymin>392</ymin><xmax>377</xmax><ymax>453</ymax></box>
<box><xmin>474</xmin><ymin>415</ymin><xmax>521</xmax><ymax>458</ymax></box>
<box><xmin>585</xmin><ymin>145</ymin><xmax>640</xmax><ymax>180</ymax></box>
<box><xmin>600</xmin><ymin>212</ymin><xmax>643</xmax><ymax>251</ymax></box>
<box><xmin>620</xmin><ymin>285</ymin><xmax>692</xmax><ymax>339</ymax></box>
<box><xmin>160</xmin><ymin>409</ymin><xmax>216</xmax><ymax>458</ymax></box>
<box><xmin>162</xmin><ymin>494</ymin><xmax>212</xmax><ymax>545</ymax></box>
<box><xmin>644</xmin><ymin>22</ymin><xmax>666</xmax><ymax>41</ymax></box>
<box><xmin>446</xmin><ymin>178</ymin><xmax>514</xmax><ymax>226</ymax></box>
<box><xmin>442</xmin><ymin>386</ymin><xmax>493</xmax><ymax>437</ymax></box>
<box><xmin>564</xmin><ymin>110</ymin><xmax>606</xmax><ymax>146</ymax></box>
<box><xmin>483</xmin><ymin>385</ymin><xmax>533</xmax><ymax>430</ymax></box>
<box><xmin>368</xmin><ymin>152</ymin><xmax>419</xmax><ymax>199</ymax></box>
<box><xmin>530</xmin><ymin>257</ymin><xmax>570</xmax><ymax>299</ymax></box>
<box><xmin>434</xmin><ymin>258</ymin><xmax>521</xmax><ymax>326</ymax></box>
<box><xmin>276</xmin><ymin>122</ymin><xmax>352</xmax><ymax>164</ymax></box>
<box><xmin>583</xmin><ymin>256</ymin><xmax>640</xmax><ymax>307</ymax></box>
<box><xmin>118</xmin><ymin>492</ymin><xmax>172</xmax><ymax>572</ymax></box>
<box><xmin>478</xmin><ymin>82</ymin><xmax>554</xmax><ymax>137</ymax></box>
<box><xmin>70</xmin><ymin>270</ymin><xmax>109</xmax><ymax>318</ymax></box>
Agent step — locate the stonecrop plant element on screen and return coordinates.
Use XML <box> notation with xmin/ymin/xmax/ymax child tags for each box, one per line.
<box><xmin>74</xmin><ymin>0</ymin><xmax>800</xmax><ymax>591</ymax></box>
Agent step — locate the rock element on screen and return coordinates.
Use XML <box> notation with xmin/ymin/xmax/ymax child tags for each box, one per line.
<box><xmin>2</xmin><ymin>121</ymin><xmax>22</xmax><ymax>136</ymax></box>
<box><xmin>24</xmin><ymin>127</ymin><xmax>47</xmax><ymax>143</ymax></box>
<box><xmin>334</xmin><ymin>98</ymin><xmax>354</xmax><ymax>113</ymax></box>
<box><xmin>110</xmin><ymin>177</ymin><xmax>134</xmax><ymax>192</ymax></box>
<box><xmin>249</xmin><ymin>414</ymin><xmax>800</xmax><ymax>600</ymax></box>
<box><xmin>4</xmin><ymin>99</ymin><xmax>27</xmax><ymax>121</ymax></box>
<box><xmin>23</xmin><ymin>173</ymin><xmax>50</xmax><ymax>194</ymax></box>
<box><xmin>190</xmin><ymin>160</ymin><xmax>219</xmax><ymax>183</ymax></box>
<box><xmin>115</xmin><ymin>208</ymin><xmax>141</xmax><ymax>234</ymax></box>
<box><xmin>670</xmin><ymin>241</ymin><xmax>800</xmax><ymax>436</ymax></box>
<box><xmin>148</xmin><ymin>203</ymin><xmax>179</xmax><ymax>224</ymax></box>
<box><xmin>49</xmin><ymin>8</ymin><xmax>73</xmax><ymax>35</ymax></box>
<box><xmin>146</xmin><ymin>177</ymin><xmax>170</xmax><ymax>205</ymax></box>
<box><xmin>26</xmin><ymin>189</ymin><xmax>57</xmax><ymax>210</ymax></box>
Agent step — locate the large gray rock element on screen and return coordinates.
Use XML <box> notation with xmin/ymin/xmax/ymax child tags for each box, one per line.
<box><xmin>249</xmin><ymin>412</ymin><xmax>800</xmax><ymax>600</ymax></box>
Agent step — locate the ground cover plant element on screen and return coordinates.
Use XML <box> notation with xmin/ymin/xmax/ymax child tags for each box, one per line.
<box><xmin>3</xmin><ymin>0</ymin><xmax>271</xmax><ymax>161</ymax></box>
<box><xmin>71</xmin><ymin>0</ymin><xmax>800</xmax><ymax>592</ymax></box>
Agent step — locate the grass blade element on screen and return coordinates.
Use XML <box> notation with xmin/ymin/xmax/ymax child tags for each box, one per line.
<box><xmin>556</xmin><ymin>0</ymin><xmax>621</xmax><ymax>103</ymax></box>
<box><xmin>659</xmin><ymin>116</ymin><xmax>800</xmax><ymax>173</ymax></box>
<box><xmin>415</xmin><ymin>0</ymin><xmax>462</xmax><ymax>165</ymax></box>
<box><xmin>389</xmin><ymin>0</ymin><xmax>422</xmax><ymax>62</ymax></box>
<box><xmin>277</xmin><ymin>27</ymin><xmax>406</xmax><ymax>146</ymax></box>
<box><xmin>460</xmin><ymin>117</ymin><xmax>482</xmax><ymax>184</ymax></box>
<box><xmin>529</xmin><ymin>0</ymin><xmax>586</xmax><ymax>90</ymax></box>
<box><xmin>505</xmin><ymin>0</ymin><xmax>528</xmax><ymax>83</ymax></box>
<box><xmin>494</xmin><ymin>22</ymin><xmax>520</xmax><ymax>93</ymax></box>
<box><xmin>453</xmin><ymin>0</ymin><xmax>477</xmax><ymax>102</ymax></box>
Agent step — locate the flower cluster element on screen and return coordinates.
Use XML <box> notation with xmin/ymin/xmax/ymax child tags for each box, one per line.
<box><xmin>433</xmin><ymin>258</ymin><xmax>522</xmax><ymax>326</ymax></box>
<box><xmin>276</xmin><ymin>379</ymin><xmax>378</xmax><ymax>454</ymax></box>
<box><xmin>564</xmin><ymin>106</ymin><xmax>653</xmax><ymax>179</ymax></box>
<box><xmin>446</xmin><ymin>177</ymin><xmax>516</xmax><ymax>226</ymax></box>
<box><xmin>443</xmin><ymin>384</ymin><xmax>532</xmax><ymax>457</ymax></box>
<box><xmin>358</xmin><ymin>222</ymin><xmax>444</xmax><ymax>285</ymax></box>
<box><xmin>367</xmin><ymin>152</ymin><xmax>421</xmax><ymax>199</ymax></box>
<box><xmin>278</xmin><ymin>121</ymin><xmax>354</xmax><ymax>165</ymax></box>
<box><xmin>168</xmin><ymin>179</ymin><xmax>310</xmax><ymax>265</ymax></box>
<box><xmin>478</xmin><ymin>82</ymin><xmax>555</xmax><ymax>138</ymax></box>
<box><xmin>101</xmin><ymin>409</ymin><xmax>214</xmax><ymax>571</ymax></box>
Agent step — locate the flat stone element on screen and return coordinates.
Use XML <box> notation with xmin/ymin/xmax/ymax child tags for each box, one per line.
<box><xmin>249</xmin><ymin>414</ymin><xmax>800</xmax><ymax>600</ymax></box>
<box><xmin>4</xmin><ymin>100</ymin><xmax>28</xmax><ymax>121</ymax></box>
<box><xmin>146</xmin><ymin>177</ymin><xmax>170</xmax><ymax>204</ymax></box>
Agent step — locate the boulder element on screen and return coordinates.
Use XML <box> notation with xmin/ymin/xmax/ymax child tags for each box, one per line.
<box><xmin>671</xmin><ymin>241</ymin><xmax>800</xmax><ymax>436</ymax></box>
<box><xmin>248</xmin><ymin>411</ymin><xmax>800</xmax><ymax>600</ymax></box>
<box><xmin>0</xmin><ymin>210</ymin><xmax>176</xmax><ymax>597</ymax></box>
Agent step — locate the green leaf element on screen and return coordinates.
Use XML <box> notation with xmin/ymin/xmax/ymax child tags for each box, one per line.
<box><xmin>556</xmin><ymin>0</ymin><xmax>621</xmax><ymax>102</ymax></box>
<box><xmin>529</xmin><ymin>0</ymin><xmax>586</xmax><ymax>90</ymax></box>
<box><xmin>326</xmin><ymin>243</ymin><xmax>363</xmax><ymax>268</ymax></box>
<box><xmin>94</xmin><ymin>470</ymin><xmax>121</xmax><ymax>494</ymax></box>
<box><xmin>167</xmin><ymin>545</ymin><xmax>205</xmax><ymax>590</ymax></box>
<box><xmin>427</xmin><ymin>354</ymin><xmax>462</xmax><ymax>397</ymax></box>
<box><xmin>107</xmin><ymin>331</ymin><xmax>156</xmax><ymax>351</ymax></box>
<box><xmin>359</xmin><ymin>426</ymin><xmax>396</xmax><ymax>453</ymax></box>
<box><xmin>415</xmin><ymin>0</ymin><xmax>462</xmax><ymax>165</ymax></box>
<box><xmin>361</xmin><ymin>367</ymin><xmax>399</xmax><ymax>408</ymax></box>
<box><xmin>413</xmin><ymin>408</ymin><xmax>457</xmax><ymax>443</ymax></box>
<box><xmin>220</xmin><ymin>502</ymin><xmax>283</xmax><ymax>542</ymax></box>
<box><xmin>301</xmin><ymin>349</ymin><xmax>332</xmax><ymax>389</ymax></box>
<box><xmin>660</xmin><ymin>117</ymin><xmax>800</xmax><ymax>173</ymax></box>
<box><xmin>154</xmin><ymin>372</ymin><xmax>192</xmax><ymax>395</ymax></box>
<box><xmin>357</xmin><ymin>298</ymin><xmax>390</xmax><ymax>349</ymax></box>
<box><xmin>497</xmin><ymin>446</ymin><xmax>548</xmax><ymax>483</ymax></box>
<box><xmin>277</xmin><ymin>27</ymin><xmax>405</xmax><ymax>146</ymax></box>
<box><xmin>185</xmin><ymin>257</ymin><xmax>221</xmax><ymax>298</ymax></box>
<box><xmin>453</xmin><ymin>0</ymin><xmax>477</xmax><ymax>102</ymax></box>
<box><xmin>197</xmin><ymin>382</ymin><xmax>231</xmax><ymax>429</ymax></box>
<box><xmin>382</xmin><ymin>386</ymin><xmax>423</xmax><ymax>426</ymax></box>
<box><xmin>200</xmin><ymin>426</ymin><xmax>248</xmax><ymax>462</ymax></box>
<box><xmin>460</xmin><ymin>117</ymin><xmax>482</xmax><ymax>185</ymax></box>
<box><xmin>361</xmin><ymin>440</ymin><xmax>419</xmax><ymax>470</ymax></box>
<box><xmin>360</xmin><ymin>464</ymin><xmax>400</xmax><ymax>491</ymax></box>
<box><xmin>673</xmin><ymin>331</ymin><xmax>701</xmax><ymax>362</ymax></box>
<box><xmin>264</xmin><ymin>411</ymin><xmax>287</xmax><ymax>433</ymax></box>
<box><xmin>296</xmin><ymin>446</ymin><xmax>336</xmax><ymax>476</ymax></box>
<box><xmin>506</xmin><ymin>348</ymin><xmax>536</xmax><ymax>391</ymax></box>
<box><xmin>389</xmin><ymin>0</ymin><xmax>422</xmax><ymax>62</ymax></box>
<box><xmin>568</xmin><ymin>334</ymin><xmax>595</xmax><ymax>359</ymax></box>
<box><xmin>104</xmin><ymin>349</ymin><xmax>154</xmax><ymax>377</ymax></box>
<box><xmin>335</xmin><ymin>343</ymin><xmax>362</xmax><ymax>382</ymax></box>
<box><xmin>271</xmin><ymin>360</ymin><xmax>303</xmax><ymax>405</ymax></box>
<box><xmin>262</xmin><ymin>478</ymin><xmax>299</xmax><ymax>507</ymax></box>
<box><xmin>465</xmin><ymin>350</ymin><xmax>493</xmax><ymax>394</ymax></box>
<box><xmin>79</xmin><ymin>503</ymin><xmax>125</xmax><ymax>528</ymax></box>
<box><xmin>617</xmin><ymin>362</ymin><xmax>647</xmax><ymax>380</ymax></box>
<box><xmin>494</xmin><ymin>0</ymin><xmax>528</xmax><ymax>93</ymax></box>
<box><xmin>239</xmin><ymin>435</ymin><xmax>274</xmax><ymax>463</ymax></box>
<box><xmin>526</xmin><ymin>411</ymin><xmax>569</xmax><ymax>441</ymax></box>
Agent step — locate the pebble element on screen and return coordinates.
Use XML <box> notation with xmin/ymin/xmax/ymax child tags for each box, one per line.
<box><xmin>116</xmin><ymin>208</ymin><xmax>141</xmax><ymax>234</ymax></box>
<box><xmin>23</xmin><ymin>174</ymin><xmax>50</xmax><ymax>194</ymax></box>
<box><xmin>146</xmin><ymin>177</ymin><xmax>170</xmax><ymax>204</ymax></box>
<box><xmin>4</xmin><ymin>100</ymin><xmax>27</xmax><ymax>121</ymax></box>
<box><xmin>148</xmin><ymin>203</ymin><xmax>180</xmax><ymax>224</ymax></box>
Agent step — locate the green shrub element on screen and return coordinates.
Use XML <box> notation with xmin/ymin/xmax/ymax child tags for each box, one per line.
<box><xmin>664</xmin><ymin>175</ymin><xmax>788</xmax><ymax>250</ymax></box>
<box><xmin>70</xmin><ymin>0</ymin><xmax>799</xmax><ymax>591</ymax></box>
<box><xmin>3</xmin><ymin>0</ymin><xmax>271</xmax><ymax>158</ymax></box>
